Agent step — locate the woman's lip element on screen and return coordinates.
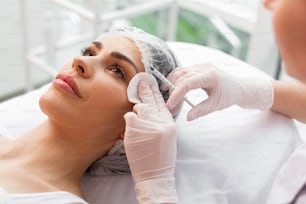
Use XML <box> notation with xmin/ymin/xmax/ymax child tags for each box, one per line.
<box><xmin>54</xmin><ymin>74</ymin><xmax>82</xmax><ymax>98</ymax></box>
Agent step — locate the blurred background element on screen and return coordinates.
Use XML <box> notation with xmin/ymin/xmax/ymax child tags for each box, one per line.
<box><xmin>0</xmin><ymin>0</ymin><xmax>280</xmax><ymax>101</ymax></box>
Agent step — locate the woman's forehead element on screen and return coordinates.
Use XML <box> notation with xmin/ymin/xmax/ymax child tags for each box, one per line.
<box><xmin>96</xmin><ymin>36</ymin><xmax>137</xmax><ymax>52</ymax></box>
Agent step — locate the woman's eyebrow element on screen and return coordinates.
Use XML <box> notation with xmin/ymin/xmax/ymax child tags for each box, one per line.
<box><xmin>91</xmin><ymin>41</ymin><xmax>139</xmax><ymax>73</ymax></box>
<box><xmin>92</xmin><ymin>41</ymin><xmax>102</xmax><ymax>49</ymax></box>
<box><xmin>110</xmin><ymin>51</ymin><xmax>139</xmax><ymax>73</ymax></box>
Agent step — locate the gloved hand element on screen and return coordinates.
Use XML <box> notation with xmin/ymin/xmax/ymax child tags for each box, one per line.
<box><xmin>166</xmin><ymin>64</ymin><xmax>274</xmax><ymax>121</ymax></box>
<box><xmin>124</xmin><ymin>73</ymin><xmax>178</xmax><ymax>204</ymax></box>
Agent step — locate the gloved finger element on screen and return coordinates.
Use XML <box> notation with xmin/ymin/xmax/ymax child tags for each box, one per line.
<box><xmin>124</xmin><ymin>108</ymin><xmax>154</xmax><ymax>129</ymax></box>
<box><xmin>150</xmin><ymin>80</ymin><xmax>170</xmax><ymax>114</ymax></box>
<box><xmin>138</xmin><ymin>80</ymin><xmax>159</xmax><ymax>113</ymax></box>
<box><xmin>124</xmin><ymin>111</ymin><xmax>138</xmax><ymax>127</ymax></box>
<box><xmin>138</xmin><ymin>79</ymin><xmax>170</xmax><ymax>114</ymax></box>
<box><xmin>166</xmin><ymin>75</ymin><xmax>207</xmax><ymax>110</ymax></box>
<box><xmin>173</xmin><ymin>65</ymin><xmax>217</xmax><ymax>86</ymax></box>
<box><xmin>168</xmin><ymin>64</ymin><xmax>213</xmax><ymax>85</ymax></box>
<box><xmin>167</xmin><ymin>67</ymin><xmax>189</xmax><ymax>85</ymax></box>
<box><xmin>186</xmin><ymin>97</ymin><xmax>218</xmax><ymax>121</ymax></box>
<box><xmin>132</xmin><ymin>103</ymin><xmax>151</xmax><ymax>120</ymax></box>
<box><xmin>128</xmin><ymin>72</ymin><xmax>165</xmax><ymax>106</ymax></box>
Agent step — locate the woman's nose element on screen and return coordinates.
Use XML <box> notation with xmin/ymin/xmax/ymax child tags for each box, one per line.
<box><xmin>72</xmin><ymin>57</ymin><xmax>91</xmax><ymax>78</ymax></box>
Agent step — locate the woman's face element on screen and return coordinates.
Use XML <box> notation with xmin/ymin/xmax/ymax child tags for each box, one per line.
<box><xmin>40</xmin><ymin>36</ymin><xmax>145</xmax><ymax>141</ymax></box>
<box><xmin>266</xmin><ymin>0</ymin><xmax>306</xmax><ymax>82</ymax></box>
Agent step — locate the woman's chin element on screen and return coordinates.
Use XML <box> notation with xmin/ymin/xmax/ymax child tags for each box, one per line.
<box><xmin>39</xmin><ymin>88</ymin><xmax>73</xmax><ymax>123</ymax></box>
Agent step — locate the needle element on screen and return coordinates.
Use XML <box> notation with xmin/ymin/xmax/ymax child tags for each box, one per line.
<box><xmin>150</xmin><ymin>67</ymin><xmax>195</xmax><ymax>108</ymax></box>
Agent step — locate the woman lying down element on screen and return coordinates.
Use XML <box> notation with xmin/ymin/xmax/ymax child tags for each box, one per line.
<box><xmin>0</xmin><ymin>27</ymin><xmax>180</xmax><ymax>204</ymax></box>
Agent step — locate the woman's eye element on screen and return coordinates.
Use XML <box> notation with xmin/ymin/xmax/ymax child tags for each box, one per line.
<box><xmin>109</xmin><ymin>64</ymin><xmax>126</xmax><ymax>79</ymax></box>
<box><xmin>81</xmin><ymin>47</ymin><xmax>95</xmax><ymax>56</ymax></box>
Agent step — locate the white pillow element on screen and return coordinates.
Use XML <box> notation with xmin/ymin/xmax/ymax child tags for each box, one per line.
<box><xmin>0</xmin><ymin>85</ymin><xmax>48</xmax><ymax>139</ymax></box>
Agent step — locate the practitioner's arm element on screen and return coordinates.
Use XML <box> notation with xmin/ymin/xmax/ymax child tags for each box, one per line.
<box><xmin>272</xmin><ymin>80</ymin><xmax>306</xmax><ymax>123</ymax></box>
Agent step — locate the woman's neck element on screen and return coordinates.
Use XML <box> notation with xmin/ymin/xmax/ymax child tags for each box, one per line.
<box><xmin>1</xmin><ymin>119</ymin><xmax>110</xmax><ymax>195</ymax></box>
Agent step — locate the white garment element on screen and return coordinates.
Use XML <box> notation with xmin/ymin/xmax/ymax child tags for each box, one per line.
<box><xmin>294</xmin><ymin>185</ymin><xmax>306</xmax><ymax>204</ymax></box>
<box><xmin>266</xmin><ymin>143</ymin><xmax>306</xmax><ymax>204</ymax></box>
<box><xmin>0</xmin><ymin>187</ymin><xmax>89</xmax><ymax>204</ymax></box>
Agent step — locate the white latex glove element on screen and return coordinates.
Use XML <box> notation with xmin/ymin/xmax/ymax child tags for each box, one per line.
<box><xmin>166</xmin><ymin>64</ymin><xmax>274</xmax><ymax>121</ymax></box>
<box><xmin>124</xmin><ymin>73</ymin><xmax>178</xmax><ymax>204</ymax></box>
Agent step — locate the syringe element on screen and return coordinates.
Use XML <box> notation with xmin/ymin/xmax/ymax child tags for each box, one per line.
<box><xmin>150</xmin><ymin>67</ymin><xmax>195</xmax><ymax>108</ymax></box>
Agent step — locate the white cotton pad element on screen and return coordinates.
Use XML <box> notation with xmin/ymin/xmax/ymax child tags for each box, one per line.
<box><xmin>127</xmin><ymin>72</ymin><xmax>158</xmax><ymax>104</ymax></box>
